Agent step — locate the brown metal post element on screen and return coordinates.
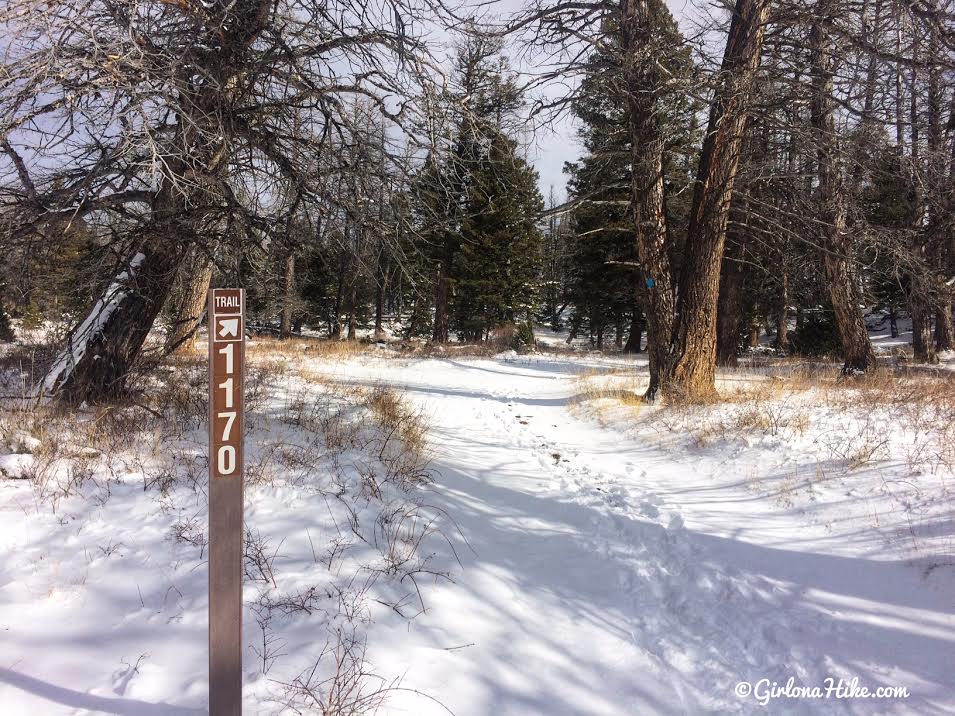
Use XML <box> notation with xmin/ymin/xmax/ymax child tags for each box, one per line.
<box><xmin>208</xmin><ymin>288</ymin><xmax>245</xmax><ymax>715</ymax></box>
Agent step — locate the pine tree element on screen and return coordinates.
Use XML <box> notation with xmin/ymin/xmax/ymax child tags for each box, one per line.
<box><xmin>563</xmin><ymin>18</ymin><xmax>696</xmax><ymax>351</ymax></box>
<box><xmin>562</xmin><ymin>26</ymin><xmax>635</xmax><ymax>349</ymax></box>
<box><xmin>453</xmin><ymin>133</ymin><xmax>544</xmax><ymax>341</ymax></box>
<box><xmin>415</xmin><ymin>37</ymin><xmax>545</xmax><ymax>345</ymax></box>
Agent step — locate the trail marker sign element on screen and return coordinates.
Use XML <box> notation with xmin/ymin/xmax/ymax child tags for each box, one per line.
<box><xmin>208</xmin><ymin>288</ymin><xmax>245</xmax><ymax>715</ymax></box>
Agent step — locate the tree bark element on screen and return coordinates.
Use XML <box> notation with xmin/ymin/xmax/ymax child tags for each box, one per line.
<box><xmin>622</xmin><ymin>0</ymin><xmax>768</xmax><ymax>400</ymax></box>
<box><xmin>717</xmin><ymin>248</ymin><xmax>746</xmax><ymax>367</ymax></box>
<box><xmin>904</xmin><ymin>33</ymin><xmax>938</xmax><ymax>365</ymax></box>
<box><xmin>810</xmin><ymin>0</ymin><xmax>876</xmax><ymax>374</ymax></box>
<box><xmin>38</xmin><ymin>0</ymin><xmax>272</xmax><ymax>403</ymax></box>
<box><xmin>663</xmin><ymin>0</ymin><xmax>771</xmax><ymax>400</ymax></box>
<box><xmin>775</xmin><ymin>271</ymin><xmax>789</xmax><ymax>350</ymax></box>
<box><xmin>624</xmin><ymin>310</ymin><xmax>643</xmax><ymax>353</ymax></box>
<box><xmin>936</xmin><ymin>304</ymin><xmax>954</xmax><ymax>352</ymax></box>
<box><xmin>620</xmin><ymin>0</ymin><xmax>676</xmax><ymax>400</ymax></box>
<box><xmin>331</xmin><ymin>251</ymin><xmax>347</xmax><ymax>339</ymax></box>
<box><xmin>347</xmin><ymin>279</ymin><xmax>357</xmax><ymax>340</ymax></box>
<box><xmin>164</xmin><ymin>247</ymin><xmax>213</xmax><ymax>353</ymax></box>
<box><xmin>909</xmin><ymin>294</ymin><xmax>938</xmax><ymax>364</ymax></box>
<box><xmin>717</xmin><ymin>199</ymin><xmax>750</xmax><ymax>367</ymax></box>
<box><xmin>374</xmin><ymin>262</ymin><xmax>387</xmax><ymax>341</ymax></box>
<box><xmin>912</xmin><ymin>306</ymin><xmax>938</xmax><ymax>363</ymax></box>
<box><xmin>926</xmin><ymin>30</ymin><xmax>952</xmax><ymax>356</ymax></box>
<box><xmin>40</xmin><ymin>242</ymin><xmax>185</xmax><ymax>404</ymax></box>
<box><xmin>748</xmin><ymin>315</ymin><xmax>760</xmax><ymax>348</ymax></box>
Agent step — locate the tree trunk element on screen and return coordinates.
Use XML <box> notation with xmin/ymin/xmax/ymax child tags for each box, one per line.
<box><xmin>663</xmin><ymin>0</ymin><xmax>771</xmax><ymax>400</ymax></box>
<box><xmin>279</xmin><ymin>252</ymin><xmax>295</xmax><ymax>339</ymax></box>
<box><xmin>164</xmin><ymin>247</ymin><xmax>213</xmax><ymax>353</ymax></box>
<box><xmin>620</xmin><ymin>0</ymin><xmax>676</xmax><ymax>400</ymax></box>
<box><xmin>717</xmin><ymin>238</ymin><xmax>747</xmax><ymax>367</ymax></box>
<box><xmin>889</xmin><ymin>305</ymin><xmax>899</xmax><ymax>338</ymax></box>
<box><xmin>926</xmin><ymin>30</ymin><xmax>952</xmax><ymax>356</ymax></box>
<box><xmin>374</xmin><ymin>269</ymin><xmax>386</xmax><ymax>341</ymax></box>
<box><xmin>912</xmin><ymin>305</ymin><xmax>938</xmax><ymax>363</ymax></box>
<box><xmin>432</xmin><ymin>241</ymin><xmax>452</xmax><ymax>343</ymax></box>
<box><xmin>936</xmin><ymin>304</ymin><xmax>954</xmax><ymax>352</ymax></box>
<box><xmin>624</xmin><ymin>312</ymin><xmax>643</xmax><ymax>353</ymax></box>
<box><xmin>564</xmin><ymin>315</ymin><xmax>580</xmax><ymax>345</ymax></box>
<box><xmin>775</xmin><ymin>271</ymin><xmax>789</xmax><ymax>350</ymax></box>
<box><xmin>40</xmin><ymin>243</ymin><xmax>185</xmax><ymax>404</ymax></box>
<box><xmin>38</xmin><ymin>0</ymin><xmax>271</xmax><ymax>404</ymax></box>
<box><xmin>810</xmin><ymin>0</ymin><xmax>876</xmax><ymax>374</ymax></box>
<box><xmin>347</xmin><ymin>280</ymin><xmax>357</xmax><ymax>341</ymax></box>
<box><xmin>905</xmin><ymin>35</ymin><xmax>936</xmax><ymax>365</ymax></box>
<box><xmin>331</xmin><ymin>253</ymin><xmax>346</xmax><ymax>339</ymax></box>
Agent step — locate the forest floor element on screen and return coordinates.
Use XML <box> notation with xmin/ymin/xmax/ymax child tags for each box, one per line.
<box><xmin>0</xmin><ymin>341</ymin><xmax>953</xmax><ymax>715</ymax></box>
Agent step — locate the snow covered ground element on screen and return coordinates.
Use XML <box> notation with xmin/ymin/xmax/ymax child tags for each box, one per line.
<box><xmin>1</xmin><ymin>346</ymin><xmax>953</xmax><ymax>714</ymax></box>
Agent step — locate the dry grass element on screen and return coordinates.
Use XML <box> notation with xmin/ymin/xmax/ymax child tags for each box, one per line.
<box><xmin>246</xmin><ymin>336</ymin><xmax>371</xmax><ymax>363</ymax></box>
<box><xmin>570</xmin><ymin>368</ymin><xmax>647</xmax><ymax>415</ymax></box>
<box><xmin>573</xmin><ymin>362</ymin><xmax>955</xmax><ymax>477</ymax></box>
<box><xmin>366</xmin><ymin>386</ymin><xmax>427</xmax><ymax>460</ymax></box>
<box><xmin>0</xmin><ymin>334</ymin><xmax>450</xmax><ymax>715</ymax></box>
<box><xmin>411</xmin><ymin>341</ymin><xmax>500</xmax><ymax>358</ymax></box>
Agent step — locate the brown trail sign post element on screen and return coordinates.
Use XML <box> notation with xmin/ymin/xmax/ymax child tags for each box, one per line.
<box><xmin>208</xmin><ymin>288</ymin><xmax>245</xmax><ymax>715</ymax></box>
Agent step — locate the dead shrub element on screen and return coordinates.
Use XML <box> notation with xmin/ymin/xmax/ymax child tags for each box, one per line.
<box><xmin>365</xmin><ymin>386</ymin><xmax>431</xmax><ymax>488</ymax></box>
<box><xmin>273</xmin><ymin>627</ymin><xmax>395</xmax><ymax>716</ymax></box>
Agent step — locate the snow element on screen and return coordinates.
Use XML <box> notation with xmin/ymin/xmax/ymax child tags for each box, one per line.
<box><xmin>1</xmin><ymin>349</ymin><xmax>953</xmax><ymax>714</ymax></box>
<box><xmin>0</xmin><ymin>453</ymin><xmax>32</xmax><ymax>479</ymax></box>
<box><xmin>37</xmin><ymin>252</ymin><xmax>147</xmax><ymax>395</ymax></box>
<box><xmin>318</xmin><ymin>355</ymin><xmax>955</xmax><ymax>715</ymax></box>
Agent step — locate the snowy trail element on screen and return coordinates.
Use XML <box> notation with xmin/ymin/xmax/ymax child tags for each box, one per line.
<box><xmin>2</xmin><ymin>352</ymin><xmax>951</xmax><ymax>715</ymax></box>
<box><xmin>321</xmin><ymin>355</ymin><xmax>955</xmax><ymax>716</ymax></box>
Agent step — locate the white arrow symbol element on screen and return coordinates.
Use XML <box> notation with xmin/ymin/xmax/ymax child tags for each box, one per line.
<box><xmin>218</xmin><ymin>318</ymin><xmax>239</xmax><ymax>338</ymax></box>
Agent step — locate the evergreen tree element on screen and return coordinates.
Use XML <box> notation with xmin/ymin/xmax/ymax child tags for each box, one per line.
<box><xmin>453</xmin><ymin>133</ymin><xmax>545</xmax><ymax>341</ymax></box>
<box><xmin>563</xmin><ymin>18</ymin><xmax>696</xmax><ymax>350</ymax></box>
<box><xmin>415</xmin><ymin>37</ymin><xmax>545</xmax><ymax>344</ymax></box>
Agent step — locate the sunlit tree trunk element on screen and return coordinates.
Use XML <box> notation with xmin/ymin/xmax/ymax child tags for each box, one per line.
<box><xmin>809</xmin><ymin>0</ymin><xmax>876</xmax><ymax>374</ymax></box>
<box><xmin>164</xmin><ymin>246</ymin><xmax>213</xmax><ymax>353</ymax></box>
<box><xmin>38</xmin><ymin>0</ymin><xmax>272</xmax><ymax>403</ymax></box>
<box><xmin>620</xmin><ymin>0</ymin><xmax>676</xmax><ymax>400</ymax></box>
<box><xmin>663</xmin><ymin>0</ymin><xmax>771</xmax><ymax>399</ymax></box>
